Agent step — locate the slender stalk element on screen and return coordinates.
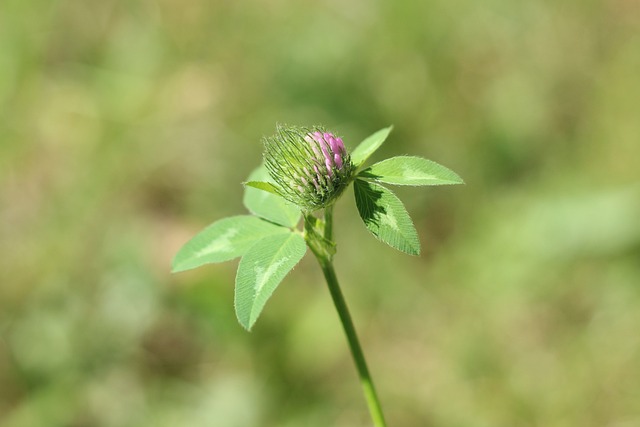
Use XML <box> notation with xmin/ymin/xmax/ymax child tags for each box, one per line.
<box><xmin>324</xmin><ymin>204</ymin><xmax>334</xmax><ymax>243</ymax></box>
<box><xmin>309</xmin><ymin>207</ymin><xmax>387</xmax><ymax>426</ymax></box>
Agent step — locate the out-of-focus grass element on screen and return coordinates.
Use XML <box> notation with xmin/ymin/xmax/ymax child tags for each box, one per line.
<box><xmin>1</xmin><ymin>0</ymin><xmax>639</xmax><ymax>426</ymax></box>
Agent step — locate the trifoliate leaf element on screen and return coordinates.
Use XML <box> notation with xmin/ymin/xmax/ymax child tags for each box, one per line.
<box><xmin>350</xmin><ymin>126</ymin><xmax>393</xmax><ymax>168</ymax></box>
<box><xmin>235</xmin><ymin>232</ymin><xmax>307</xmax><ymax>330</ymax></box>
<box><xmin>243</xmin><ymin>165</ymin><xmax>301</xmax><ymax>228</ymax></box>
<box><xmin>354</xmin><ymin>179</ymin><xmax>420</xmax><ymax>255</ymax></box>
<box><xmin>172</xmin><ymin>215</ymin><xmax>290</xmax><ymax>273</ymax></box>
<box><xmin>359</xmin><ymin>156</ymin><xmax>464</xmax><ymax>186</ymax></box>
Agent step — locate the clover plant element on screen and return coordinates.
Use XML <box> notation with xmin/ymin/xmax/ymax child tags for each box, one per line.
<box><xmin>173</xmin><ymin>125</ymin><xmax>463</xmax><ymax>426</ymax></box>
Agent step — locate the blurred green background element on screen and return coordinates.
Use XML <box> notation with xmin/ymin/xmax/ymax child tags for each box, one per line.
<box><xmin>1</xmin><ymin>0</ymin><xmax>639</xmax><ymax>426</ymax></box>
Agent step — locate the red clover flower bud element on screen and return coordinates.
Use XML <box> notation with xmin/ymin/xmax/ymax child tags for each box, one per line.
<box><xmin>263</xmin><ymin>124</ymin><xmax>354</xmax><ymax>212</ymax></box>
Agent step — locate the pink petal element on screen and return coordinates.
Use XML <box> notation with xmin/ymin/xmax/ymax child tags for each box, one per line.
<box><xmin>334</xmin><ymin>153</ymin><xmax>343</xmax><ymax>169</ymax></box>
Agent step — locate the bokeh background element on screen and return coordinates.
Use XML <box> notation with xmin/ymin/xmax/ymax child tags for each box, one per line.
<box><xmin>2</xmin><ymin>0</ymin><xmax>640</xmax><ymax>426</ymax></box>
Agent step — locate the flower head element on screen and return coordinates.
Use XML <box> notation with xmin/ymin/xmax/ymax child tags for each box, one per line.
<box><xmin>263</xmin><ymin>124</ymin><xmax>353</xmax><ymax>211</ymax></box>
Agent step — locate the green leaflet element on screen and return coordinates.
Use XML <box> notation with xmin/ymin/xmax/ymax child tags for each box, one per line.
<box><xmin>235</xmin><ymin>232</ymin><xmax>307</xmax><ymax>330</ymax></box>
<box><xmin>350</xmin><ymin>126</ymin><xmax>393</xmax><ymax>168</ymax></box>
<box><xmin>359</xmin><ymin>156</ymin><xmax>464</xmax><ymax>186</ymax></box>
<box><xmin>354</xmin><ymin>179</ymin><xmax>420</xmax><ymax>256</ymax></box>
<box><xmin>243</xmin><ymin>165</ymin><xmax>301</xmax><ymax>228</ymax></box>
<box><xmin>244</xmin><ymin>180</ymin><xmax>281</xmax><ymax>196</ymax></box>
<box><xmin>171</xmin><ymin>215</ymin><xmax>289</xmax><ymax>272</ymax></box>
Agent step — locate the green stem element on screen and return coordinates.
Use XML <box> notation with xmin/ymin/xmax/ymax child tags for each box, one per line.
<box><xmin>324</xmin><ymin>205</ymin><xmax>334</xmax><ymax>243</ymax></box>
<box><xmin>307</xmin><ymin>207</ymin><xmax>387</xmax><ymax>427</ymax></box>
<box><xmin>318</xmin><ymin>259</ymin><xmax>388</xmax><ymax>426</ymax></box>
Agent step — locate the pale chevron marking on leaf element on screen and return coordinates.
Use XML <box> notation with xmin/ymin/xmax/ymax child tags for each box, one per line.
<box><xmin>401</xmin><ymin>163</ymin><xmax>435</xmax><ymax>182</ymax></box>
<box><xmin>383</xmin><ymin>208</ymin><xmax>399</xmax><ymax>231</ymax></box>
<box><xmin>194</xmin><ymin>228</ymin><xmax>238</xmax><ymax>258</ymax></box>
<box><xmin>253</xmin><ymin>257</ymin><xmax>289</xmax><ymax>296</ymax></box>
